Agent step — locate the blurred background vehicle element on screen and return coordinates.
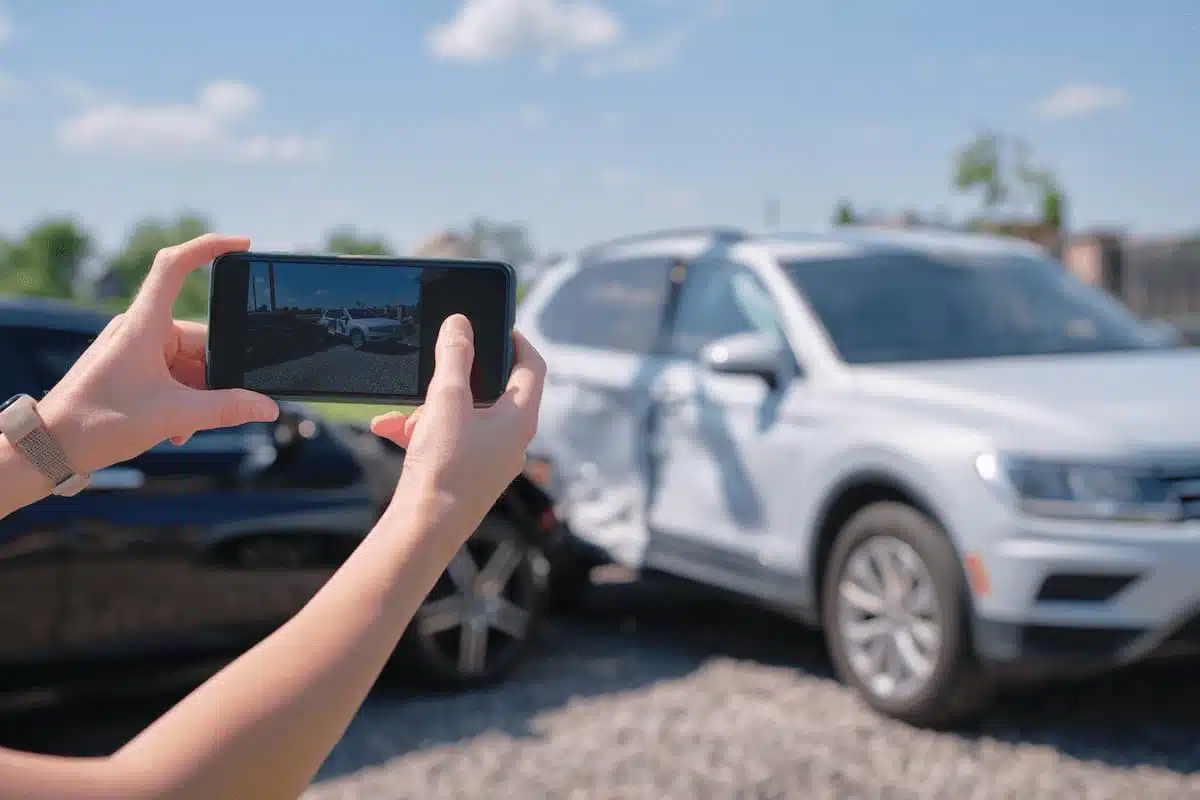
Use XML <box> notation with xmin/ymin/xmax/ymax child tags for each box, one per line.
<box><xmin>518</xmin><ymin>225</ymin><xmax>1200</xmax><ymax>727</ymax></box>
<box><xmin>0</xmin><ymin>295</ymin><xmax>571</xmax><ymax>701</ymax></box>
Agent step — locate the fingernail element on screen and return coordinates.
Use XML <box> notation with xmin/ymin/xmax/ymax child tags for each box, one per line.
<box><xmin>257</xmin><ymin>399</ymin><xmax>280</xmax><ymax>420</ymax></box>
<box><xmin>440</xmin><ymin>314</ymin><xmax>473</xmax><ymax>343</ymax></box>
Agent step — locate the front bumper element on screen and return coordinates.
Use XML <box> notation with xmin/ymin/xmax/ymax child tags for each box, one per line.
<box><xmin>968</xmin><ymin>516</ymin><xmax>1200</xmax><ymax>678</ymax></box>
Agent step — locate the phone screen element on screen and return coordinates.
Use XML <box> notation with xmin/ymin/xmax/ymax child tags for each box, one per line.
<box><xmin>206</xmin><ymin>253</ymin><xmax>515</xmax><ymax>405</ymax></box>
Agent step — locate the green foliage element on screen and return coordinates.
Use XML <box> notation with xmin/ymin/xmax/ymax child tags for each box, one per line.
<box><xmin>833</xmin><ymin>200</ymin><xmax>856</xmax><ymax>226</ymax></box>
<box><xmin>0</xmin><ymin>218</ymin><xmax>94</xmax><ymax>299</ymax></box>
<box><xmin>953</xmin><ymin>131</ymin><xmax>1067</xmax><ymax>233</ymax></box>
<box><xmin>2</xmin><ymin>214</ymin><xmax>543</xmax><ymax>324</ymax></box>
<box><xmin>457</xmin><ymin>217</ymin><xmax>536</xmax><ymax>266</ymax></box>
<box><xmin>103</xmin><ymin>214</ymin><xmax>213</xmax><ymax>318</ymax></box>
<box><xmin>323</xmin><ymin>227</ymin><xmax>394</xmax><ymax>256</ymax></box>
<box><xmin>1041</xmin><ymin>188</ymin><xmax>1065</xmax><ymax>232</ymax></box>
<box><xmin>953</xmin><ymin>132</ymin><xmax>1009</xmax><ymax>210</ymax></box>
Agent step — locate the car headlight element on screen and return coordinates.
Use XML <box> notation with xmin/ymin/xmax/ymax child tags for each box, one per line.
<box><xmin>975</xmin><ymin>453</ymin><xmax>1179</xmax><ymax>522</ymax></box>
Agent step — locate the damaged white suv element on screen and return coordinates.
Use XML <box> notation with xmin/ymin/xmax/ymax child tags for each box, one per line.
<box><xmin>519</xmin><ymin>226</ymin><xmax>1200</xmax><ymax>727</ymax></box>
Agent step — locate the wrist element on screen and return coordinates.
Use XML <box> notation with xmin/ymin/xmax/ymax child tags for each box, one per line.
<box><xmin>35</xmin><ymin>388</ymin><xmax>100</xmax><ymax>476</ymax></box>
<box><xmin>0</xmin><ymin>432</ymin><xmax>52</xmax><ymax>517</ymax></box>
<box><xmin>380</xmin><ymin>476</ymin><xmax>476</xmax><ymax>556</ymax></box>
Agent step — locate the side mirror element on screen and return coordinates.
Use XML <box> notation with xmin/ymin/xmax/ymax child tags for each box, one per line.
<box><xmin>700</xmin><ymin>332</ymin><xmax>789</xmax><ymax>388</ymax></box>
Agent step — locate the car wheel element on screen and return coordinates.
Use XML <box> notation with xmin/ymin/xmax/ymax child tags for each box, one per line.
<box><xmin>822</xmin><ymin>501</ymin><xmax>994</xmax><ymax>727</ymax></box>
<box><xmin>544</xmin><ymin>554</ymin><xmax>593</xmax><ymax>616</ymax></box>
<box><xmin>350</xmin><ymin>329</ymin><xmax>365</xmax><ymax>349</ymax></box>
<box><xmin>402</xmin><ymin>515</ymin><xmax>546</xmax><ymax>687</ymax></box>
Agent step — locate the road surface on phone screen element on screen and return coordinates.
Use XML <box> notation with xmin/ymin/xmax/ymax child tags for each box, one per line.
<box><xmin>243</xmin><ymin>260</ymin><xmax>421</xmax><ymax>397</ymax></box>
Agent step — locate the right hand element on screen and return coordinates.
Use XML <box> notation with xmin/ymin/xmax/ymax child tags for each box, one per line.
<box><xmin>370</xmin><ymin>314</ymin><xmax>545</xmax><ymax>544</ymax></box>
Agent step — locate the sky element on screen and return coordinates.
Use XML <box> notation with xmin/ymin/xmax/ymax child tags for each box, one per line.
<box><xmin>0</xmin><ymin>0</ymin><xmax>1196</xmax><ymax>259</ymax></box>
<box><xmin>250</xmin><ymin>260</ymin><xmax>421</xmax><ymax>310</ymax></box>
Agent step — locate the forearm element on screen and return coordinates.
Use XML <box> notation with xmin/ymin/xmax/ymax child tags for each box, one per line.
<box><xmin>112</xmin><ymin>483</ymin><xmax>464</xmax><ymax>799</ymax></box>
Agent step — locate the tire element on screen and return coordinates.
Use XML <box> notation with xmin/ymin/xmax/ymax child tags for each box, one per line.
<box><xmin>544</xmin><ymin>554</ymin><xmax>593</xmax><ymax>616</ymax></box>
<box><xmin>821</xmin><ymin>501</ymin><xmax>994</xmax><ymax>727</ymax></box>
<box><xmin>400</xmin><ymin>515</ymin><xmax>547</xmax><ymax>688</ymax></box>
<box><xmin>350</xmin><ymin>329</ymin><xmax>365</xmax><ymax>350</ymax></box>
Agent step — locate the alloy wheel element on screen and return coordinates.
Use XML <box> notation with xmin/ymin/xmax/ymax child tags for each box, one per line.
<box><xmin>835</xmin><ymin>535</ymin><xmax>943</xmax><ymax>703</ymax></box>
<box><xmin>413</xmin><ymin>534</ymin><xmax>535</xmax><ymax>678</ymax></box>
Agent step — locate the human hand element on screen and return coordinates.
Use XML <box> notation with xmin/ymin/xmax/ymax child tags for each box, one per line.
<box><xmin>370</xmin><ymin>315</ymin><xmax>545</xmax><ymax>544</ymax></box>
<box><xmin>38</xmin><ymin>234</ymin><xmax>280</xmax><ymax>476</ymax></box>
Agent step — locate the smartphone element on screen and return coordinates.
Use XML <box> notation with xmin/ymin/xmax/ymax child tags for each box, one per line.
<box><xmin>206</xmin><ymin>252</ymin><xmax>517</xmax><ymax>406</ymax></box>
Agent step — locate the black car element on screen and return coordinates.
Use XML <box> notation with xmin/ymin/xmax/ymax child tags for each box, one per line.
<box><xmin>0</xmin><ymin>296</ymin><xmax>578</xmax><ymax>703</ymax></box>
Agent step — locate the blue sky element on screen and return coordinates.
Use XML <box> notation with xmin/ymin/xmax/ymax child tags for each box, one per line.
<box><xmin>0</xmin><ymin>0</ymin><xmax>1196</xmax><ymax>259</ymax></box>
<box><xmin>249</xmin><ymin>261</ymin><xmax>420</xmax><ymax>310</ymax></box>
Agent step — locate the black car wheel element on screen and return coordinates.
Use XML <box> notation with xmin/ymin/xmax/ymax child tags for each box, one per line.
<box><xmin>822</xmin><ymin>502</ymin><xmax>994</xmax><ymax>728</ymax></box>
<box><xmin>402</xmin><ymin>514</ymin><xmax>546</xmax><ymax>687</ymax></box>
<box><xmin>350</xmin><ymin>329</ymin><xmax>365</xmax><ymax>349</ymax></box>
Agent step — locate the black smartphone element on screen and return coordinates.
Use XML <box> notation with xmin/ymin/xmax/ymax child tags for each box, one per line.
<box><xmin>206</xmin><ymin>252</ymin><xmax>517</xmax><ymax>406</ymax></box>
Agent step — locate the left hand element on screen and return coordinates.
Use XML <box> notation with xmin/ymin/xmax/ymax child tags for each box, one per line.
<box><xmin>37</xmin><ymin>234</ymin><xmax>280</xmax><ymax>476</ymax></box>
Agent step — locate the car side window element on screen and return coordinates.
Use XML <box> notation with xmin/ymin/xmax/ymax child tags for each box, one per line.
<box><xmin>667</xmin><ymin>260</ymin><xmax>784</xmax><ymax>359</ymax></box>
<box><xmin>5</xmin><ymin>327</ymin><xmax>97</xmax><ymax>397</ymax></box>
<box><xmin>537</xmin><ymin>257</ymin><xmax>674</xmax><ymax>353</ymax></box>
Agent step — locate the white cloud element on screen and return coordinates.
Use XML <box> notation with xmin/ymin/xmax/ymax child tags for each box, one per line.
<box><xmin>429</xmin><ymin>0</ymin><xmax>622</xmax><ymax>63</ymax></box>
<box><xmin>56</xmin><ymin>79</ymin><xmax>327</xmax><ymax>163</ymax></box>
<box><xmin>518</xmin><ymin>102</ymin><xmax>548</xmax><ymax>128</ymax></box>
<box><xmin>1033</xmin><ymin>82</ymin><xmax>1129</xmax><ymax>121</ymax></box>
<box><xmin>584</xmin><ymin>26</ymin><xmax>688</xmax><ymax>75</ymax></box>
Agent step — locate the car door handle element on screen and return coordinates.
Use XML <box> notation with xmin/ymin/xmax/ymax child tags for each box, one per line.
<box><xmin>85</xmin><ymin>466</ymin><xmax>146</xmax><ymax>491</ymax></box>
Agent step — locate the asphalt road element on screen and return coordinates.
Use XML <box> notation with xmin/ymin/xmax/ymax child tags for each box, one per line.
<box><xmin>0</xmin><ymin>575</ymin><xmax>1195</xmax><ymax>799</ymax></box>
<box><xmin>245</xmin><ymin>338</ymin><xmax>419</xmax><ymax>397</ymax></box>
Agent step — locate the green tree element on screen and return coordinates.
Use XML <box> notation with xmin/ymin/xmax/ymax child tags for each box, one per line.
<box><xmin>954</xmin><ymin>132</ymin><xmax>1068</xmax><ymax>234</ymax></box>
<box><xmin>457</xmin><ymin>217</ymin><xmax>536</xmax><ymax>266</ymax></box>
<box><xmin>103</xmin><ymin>214</ymin><xmax>212</xmax><ymax>318</ymax></box>
<box><xmin>953</xmin><ymin>131</ymin><xmax>1009</xmax><ymax>212</ymax></box>
<box><xmin>0</xmin><ymin>218</ymin><xmax>94</xmax><ymax>299</ymax></box>
<box><xmin>833</xmin><ymin>200</ymin><xmax>856</xmax><ymax>226</ymax></box>
<box><xmin>1041</xmin><ymin>187</ymin><xmax>1065</xmax><ymax>232</ymax></box>
<box><xmin>323</xmin><ymin>227</ymin><xmax>394</xmax><ymax>256</ymax></box>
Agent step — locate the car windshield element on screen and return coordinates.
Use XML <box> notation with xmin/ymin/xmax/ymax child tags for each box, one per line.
<box><xmin>347</xmin><ymin>309</ymin><xmax>382</xmax><ymax>319</ymax></box>
<box><xmin>782</xmin><ymin>251</ymin><xmax>1162</xmax><ymax>364</ymax></box>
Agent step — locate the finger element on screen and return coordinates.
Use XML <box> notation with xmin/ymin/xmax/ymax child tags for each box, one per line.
<box><xmin>489</xmin><ymin>330</ymin><xmax>546</xmax><ymax>440</ymax></box>
<box><xmin>502</xmin><ymin>329</ymin><xmax>547</xmax><ymax>412</ymax></box>
<box><xmin>172</xmin><ymin>319</ymin><xmax>209</xmax><ymax>362</ymax></box>
<box><xmin>131</xmin><ymin>234</ymin><xmax>250</xmax><ymax>320</ymax></box>
<box><xmin>169</xmin><ymin>355</ymin><xmax>207</xmax><ymax>390</ymax></box>
<box><xmin>369</xmin><ymin>409</ymin><xmax>416</xmax><ymax>448</ymax></box>
<box><xmin>180</xmin><ymin>388</ymin><xmax>279</xmax><ymax>433</ymax></box>
<box><xmin>427</xmin><ymin>314</ymin><xmax>474</xmax><ymax>401</ymax></box>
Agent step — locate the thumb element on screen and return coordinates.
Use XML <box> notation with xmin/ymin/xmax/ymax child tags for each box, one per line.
<box><xmin>185</xmin><ymin>388</ymin><xmax>280</xmax><ymax>433</ymax></box>
<box><xmin>428</xmin><ymin>315</ymin><xmax>475</xmax><ymax>400</ymax></box>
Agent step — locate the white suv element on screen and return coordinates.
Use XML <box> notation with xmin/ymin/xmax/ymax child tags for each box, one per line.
<box><xmin>519</xmin><ymin>226</ymin><xmax>1200</xmax><ymax>726</ymax></box>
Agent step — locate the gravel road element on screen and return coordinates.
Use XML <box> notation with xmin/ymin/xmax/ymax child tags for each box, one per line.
<box><xmin>246</xmin><ymin>339</ymin><xmax>419</xmax><ymax>396</ymax></box>
<box><xmin>1</xmin><ymin>576</ymin><xmax>1196</xmax><ymax>799</ymax></box>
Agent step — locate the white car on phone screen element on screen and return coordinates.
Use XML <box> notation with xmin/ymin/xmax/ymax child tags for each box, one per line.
<box><xmin>518</xmin><ymin>225</ymin><xmax>1200</xmax><ymax>727</ymax></box>
<box><xmin>318</xmin><ymin>307</ymin><xmax>408</xmax><ymax>349</ymax></box>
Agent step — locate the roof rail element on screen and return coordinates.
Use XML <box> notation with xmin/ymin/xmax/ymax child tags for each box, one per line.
<box><xmin>579</xmin><ymin>226</ymin><xmax>749</xmax><ymax>261</ymax></box>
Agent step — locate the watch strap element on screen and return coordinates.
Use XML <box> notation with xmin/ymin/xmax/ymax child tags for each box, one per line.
<box><xmin>0</xmin><ymin>394</ymin><xmax>90</xmax><ymax>497</ymax></box>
